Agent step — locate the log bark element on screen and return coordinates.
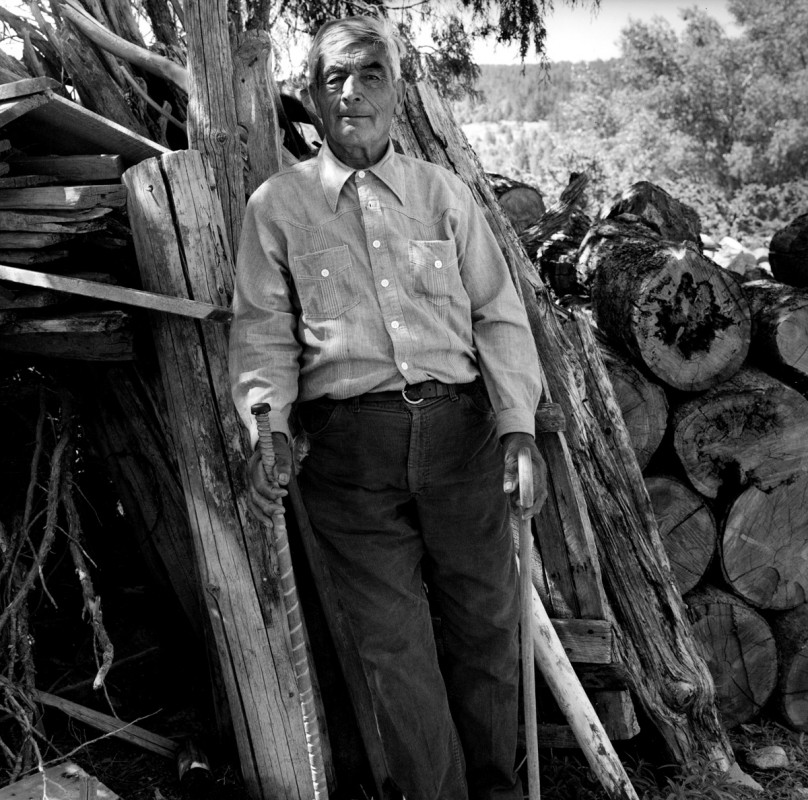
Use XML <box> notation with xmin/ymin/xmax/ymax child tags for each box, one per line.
<box><xmin>644</xmin><ymin>475</ymin><xmax>716</xmax><ymax>595</ymax></box>
<box><xmin>584</xmin><ymin>218</ymin><xmax>751</xmax><ymax>392</ymax></box>
<box><xmin>600</xmin><ymin>181</ymin><xmax>702</xmax><ymax>246</ymax></box>
<box><xmin>742</xmin><ymin>278</ymin><xmax>808</xmax><ymax>390</ymax></box>
<box><xmin>771</xmin><ymin>603</ymin><xmax>808</xmax><ymax>731</ymax></box>
<box><xmin>599</xmin><ymin>342</ymin><xmax>668</xmax><ymax>470</ymax></box>
<box><xmin>393</xmin><ymin>80</ymin><xmax>735</xmax><ymax>772</ymax></box>
<box><xmin>123</xmin><ymin>150</ymin><xmax>321</xmax><ymax>798</ymax></box>
<box><xmin>722</xmin><ymin>473</ymin><xmax>808</xmax><ymax>610</ymax></box>
<box><xmin>672</xmin><ymin>367</ymin><xmax>808</xmax><ymax>499</ymax></box>
<box><xmin>685</xmin><ymin>587</ymin><xmax>778</xmax><ymax>728</ymax></box>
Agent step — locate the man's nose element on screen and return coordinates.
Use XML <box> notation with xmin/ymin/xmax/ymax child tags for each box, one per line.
<box><xmin>341</xmin><ymin>74</ymin><xmax>363</xmax><ymax>102</ymax></box>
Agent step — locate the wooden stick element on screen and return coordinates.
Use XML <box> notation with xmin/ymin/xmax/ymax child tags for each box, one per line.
<box><xmin>0</xmin><ymin>264</ymin><xmax>232</xmax><ymax>322</ymax></box>
<box><xmin>518</xmin><ymin>448</ymin><xmax>541</xmax><ymax>800</ymax></box>
<box><xmin>34</xmin><ymin>690</ymin><xmax>178</xmax><ymax>759</ymax></box>
<box><xmin>252</xmin><ymin>403</ymin><xmax>329</xmax><ymax>800</ymax></box>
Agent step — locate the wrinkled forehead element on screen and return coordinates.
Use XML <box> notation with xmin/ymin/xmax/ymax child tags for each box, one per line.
<box><xmin>317</xmin><ymin>38</ymin><xmax>393</xmax><ymax>79</ymax></box>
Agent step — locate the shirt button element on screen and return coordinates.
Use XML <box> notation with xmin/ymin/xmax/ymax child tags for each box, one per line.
<box><xmin>372</xmin><ymin>240</ymin><xmax>381</xmax><ymax>249</ymax></box>
<box><xmin>401</xmin><ymin>362</ymin><xmax>409</xmax><ymax>370</ymax></box>
<box><xmin>321</xmin><ymin>269</ymin><xmax>330</xmax><ymax>277</ymax></box>
<box><xmin>357</xmin><ymin>170</ymin><xmax>366</xmax><ymax>179</ymax></box>
<box><xmin>381</xmin><ymin>279</ymin><xmax>390</xmax><ymax>287</ymax></box>
<box><xmin>391</xmin><ymin>320</ymin><xmax>399</xmax><ymax>329</ymax></box>
<box><xmin>368</xmin><ymin>201</ymin><xmax>376</xmax><ymax>209</ymax></box>
<box><xmin>435</xmin><ymin>260</ymin><xmax>443</xmax><ymax>268</ymax></box>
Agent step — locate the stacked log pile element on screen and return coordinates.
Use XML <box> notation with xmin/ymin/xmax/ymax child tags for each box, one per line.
<box><xmin>0</xmin><ymin>78</ymin><xmax>136</xmax><ymax>361</ymax></box>
<box><xmin>557</xmin><ymin>180</ymin><xmax>808</xmax><ymax>732</ymax></box>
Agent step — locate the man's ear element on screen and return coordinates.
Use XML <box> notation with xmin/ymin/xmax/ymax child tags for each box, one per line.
<box><xmin>394</xmin><ymin>77</ymin><xmax>407</xmax><ymax>112</ymax></box>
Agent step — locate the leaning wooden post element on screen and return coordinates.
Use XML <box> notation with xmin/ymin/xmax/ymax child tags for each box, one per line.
<box><xmin>123</xmin><ymin>149</ymin><xmax>328</xmax><ymax>798</ymax></box>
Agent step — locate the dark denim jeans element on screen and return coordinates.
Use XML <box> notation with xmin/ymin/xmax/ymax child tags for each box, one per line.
<box><xmin>297</xmin><ymin>384</ymin><xmax>522</xmax><ymax>800</ymax></box>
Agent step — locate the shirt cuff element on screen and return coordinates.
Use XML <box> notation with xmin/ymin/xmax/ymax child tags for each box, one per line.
<box><xmin>495</xmin><ymin>408</ymin><xmax>538</xmax><ymax>440</ymax></box>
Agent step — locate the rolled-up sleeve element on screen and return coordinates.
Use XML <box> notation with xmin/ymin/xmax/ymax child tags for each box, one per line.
<box><xmin>455</xmin><ymin>185</ymin><xmax>542</xmax><ymax>438</ymax></box>
<box><xmin>229</xmin><ymin>185</ymin><xmax>301</xmax><ymax>446</ymax></box>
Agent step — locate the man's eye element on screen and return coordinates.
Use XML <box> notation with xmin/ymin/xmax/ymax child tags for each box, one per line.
<box><xmin>326</xmin><ymin>76</ymin><xmax>344</xmax><ymax>88</ymax></box>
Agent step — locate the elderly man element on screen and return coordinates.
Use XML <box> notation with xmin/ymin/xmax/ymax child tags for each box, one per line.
<box><xmin>229</xmin><ymin>15</ymin><xmax>547</xmax><ymax>800</ymax></box>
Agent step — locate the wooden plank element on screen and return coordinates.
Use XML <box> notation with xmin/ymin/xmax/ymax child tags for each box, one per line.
<box><xmin>0</xmin><ymin>309</ymin><xmax>134</xmax><ymax>360</ymax></box>
<box><xmin>0</xmin><ymin>271</ymin><xmax>116</xmax><ymax>310</ymax></box>
<box><xmin>0</xmin><ymin>207</ymin><xmax>113</xmax><ymax>225</ymax></box>
<box><xmin>3</xmin><ymin>91</ymin><xmax>167</xmax><ymax>167</ymax></box>
<box><xmin>0</xmin><ymin>264</ymin><xmax>233</xmax><ymax>321</ymax></box>
<box><xmin>0</xmin><ymin>174</ymin><xmax>60</xmax><ymax>188</ymax></box>
<box><xmin>552</xmin><ymin>618</ymin><xmax>615</xmax><ymax>664</ymax></box>
<box><xmin>0</xmin><ymin>76</ymin><xmax>60</xmax><ymax>100</ymax></box>
<box><xmin>35</xmin><ymin>690</ymin><xmax>178</xmax><ymax>759</ymax></box>
<box><xmin>9</xmin><ymin>154</ymin><xmax>124</xmax><ymax>182</ymax></box>
<box><xmin>0</xmin><ymin>138</ymin><xmax>10</xmax><ymax>154</ymax></box>
<box><xmin>0</xmin><ymin>212</ymin><xmax>106</xmax><ymax>233</ymax></box>
<box><xmin>0</xmin><ymin>248</ymin><xmax>68</xmax><ymax>265</ymax></box>
<box><xmin>0</xmin><ymin>231</ymin><xmax>75</xmax><ymax>248</ymax></box>
<box><xmin>0</xmin><ymin>92</ymin><xmax>49</xmax><ymax>127</ymax></box>
<box><xmin>0</xmin><ymin>761</ymin><xmax>119</xmax><ymax>800</ymax></box>
<box><xmin>0</xmin><ymin>184</ymin><xmax>127</xmax><ymax>210</ymax></box>
<box><xmin>538</xmin><ymin>692</ymin><xmax>640</xmax><ymax>748</ymax></box>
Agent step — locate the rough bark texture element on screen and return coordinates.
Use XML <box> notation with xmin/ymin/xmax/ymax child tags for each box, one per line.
<box><xmin>487</xmin><ymin>172</ymin><xmax>545</xmax><ymax>234</ymax></box>
<box><xmin>392</xmin><ymin>80</ymin><xmax>734</xmax><ymax>771</ymax></box>
<box><xmin>743</xmin><ymin>278</ymin><xmax>808</xmax><ymax>390</ymax></box>
<box><xmin>584</xmin><ymin>218</ymin><xmax>751</xmax><ymax>392</ymax></box>
<box><xmin>686</xmin><ymin>587</ymin><xmax>778</xmax><ymax>728</ymax></box>
<box><xmin>722</xmin><ymin>473</ymin><xmax>808</xmax><ymax>610</ymax></box>
<box><xmin>645</xmin><ymin>475</ymin><xmax>716</xmax><ymax>595</ymax></box>
<box><xmin>600</xmin><ymin>181</ymin><xmax>702</xmax><ymax>246</ymax></box>
<box><xmin>771</xmin><ymin>603</ymin><xmax>808</xmax><ymax>731</ymax></box>
<box><xmin>599</xmin><ymin>342</ymin><xmax>668</xmax><ymax>470</ymax></box>
<box><xmin>672</xmin><ymin>367</ymin><xmax>808</xmax><ymax>499</ymax></box>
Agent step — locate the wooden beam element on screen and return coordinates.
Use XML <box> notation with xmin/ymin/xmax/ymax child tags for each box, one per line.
<box><xmin>0</xmin><ymin>92</ymin><xmax>49</xmax><ymax>126</ymax></box>
<box><xmin>0</xmin><ymin>231</ymin><xmax>75</xmax><ymax>248</ymax></box>
<box><xmin>0</xmin><ymin>174</ymin><xmax>60</xmax><ymax>188</ymax></box>
<box><xmin>0</xmin><ymin>761</ymin><xmax>119</xmax><ymax>800</ymax></box>
<box><xmin>0</xmin><ymin>248</ymin><xmax>68</xmax><ymax>265</ymax></box>
<box><xmin>0</xmin><ymin>264</ymin><xmax>233</xmax><ymax>321</ymax></box>
<box><xmin>0</xmin><ymin>76</ymin><xmax>60</xmax><ymax>100</ymax></box>
<box><xmin>9</xmin><ymin>154</ymin><xmax>124</xmax><ymax>182</ymax></box>
<box><xmin>0</xmin><ymin>184</ymin><xmax>127</xmax><ymax>210</ymax></box>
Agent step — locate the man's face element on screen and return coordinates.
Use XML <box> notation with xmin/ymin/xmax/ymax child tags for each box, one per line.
<box><xmin>310</xmin><ymin>42</ymin><xmax>405</xmax><ymax>169</ymax></box>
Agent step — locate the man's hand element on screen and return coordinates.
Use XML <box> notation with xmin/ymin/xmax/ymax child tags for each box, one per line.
<box><xmin>502</xmin><ymin>432</ymin><xmax>548</xmax><ymax>519</ymax></box>
<box><xmin>246</xmin><ymin>431</ymin><xmax>293</xmax><ymax>526</ymax></box>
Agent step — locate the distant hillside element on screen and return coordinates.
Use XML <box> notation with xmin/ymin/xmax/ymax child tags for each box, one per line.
<box><xmin>452</xmin><ymin>60</ymin><xmax>621</xmax><ymax>123</ymax></box>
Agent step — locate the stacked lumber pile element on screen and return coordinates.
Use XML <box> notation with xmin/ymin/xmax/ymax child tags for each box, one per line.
<box><xmin>560</xmin><ymin>180</ymin><xmax>808</xmax><ymax>732</ymax></box>
<box><xmin>0</xmin><ymin>77</ymin><xmax>136</xmax><ymax>361</ymax></box>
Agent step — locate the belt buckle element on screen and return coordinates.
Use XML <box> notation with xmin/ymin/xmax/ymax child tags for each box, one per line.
<box><xmin>402</xmin><ymin>386</ymin><xmax>424</xmax><ymax>405</ymax></box>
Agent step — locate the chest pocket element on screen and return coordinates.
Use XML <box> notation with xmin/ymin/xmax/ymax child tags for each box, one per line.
<box><xmin>409</xmin><ymin>238</ymin><xmax>460</xmax><ymax>306</ymax></box>
<box><xmin>293</xmin><ymin>245</ymin><xmax>360</xmax><ymax>320</ymax></box>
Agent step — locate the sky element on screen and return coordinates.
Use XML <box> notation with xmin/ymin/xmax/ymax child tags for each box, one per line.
<box><xmin>472</xmin><ymin>0</ymin><xmax>740</xmax><ymax>64</ymax></box>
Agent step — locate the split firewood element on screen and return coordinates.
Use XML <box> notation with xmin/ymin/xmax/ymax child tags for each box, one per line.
<box><xmin>7</xmin><ymin>154</ymin><xmax>124</xmax><ymax>183</ymax></box>
<box><xmin>742</xmin><ymin>278</ymin><xmax>808</xmax><ymax>390</ymax></box>
<box><xmin>0</xmin><ymin>175</ymin><xmax>60</xmax><ymax>188</ymax></box>
<box><xmin>599</xmin><ymin>341</ymin><xmax>668</xmax><ymax>470</ymax></box>
<box><xmin>487</xmin><ymin>172</ymin><xmax>545</xmax><ymax>234</ymax></box>
<box><xmin>722</xmin><ymin>472</ymin><xmax>808</xmax><ymax>610</ymax></box>
<box><xmin>672</xmin><ymin>367</ymin><xmax>808</xmax><ymax>499</ymax></box>
<box><xmin>771</xmin><ymin>603</ymin><xmax>808</xmax><ymax>731</ymax></box>
<box><xmin>685</xmin><ymin>586</ymin><xmax>778</xmax><ymax>728</ymax></box>
<box><xmin>645</xmin><ymin>475</ymin><xmax>716</xmax><ymax>595</ymax></box>
<box><xmin>584</xmin><ymin>218</ymin><xmax>751</xmax><ymax>392</ymax></box>
<box><xmin>0</xmin><ymin>184</ymin><xmax>127</xmax><ymax>210</ymax></box>
<box><xmin>599</xmin><ymin>180</ymin><xmax>702</xmax><ymax>247</ymax></box>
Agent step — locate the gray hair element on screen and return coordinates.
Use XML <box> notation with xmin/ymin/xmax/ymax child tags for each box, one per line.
<box><xmin>308</xmin><ymin>16</ymin><xmax>404</xmax><ymax>86</ymax></box>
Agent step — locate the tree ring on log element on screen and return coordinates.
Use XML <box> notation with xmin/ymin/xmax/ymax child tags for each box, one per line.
<box><xmin>772</xmin><ymin>603</ymin><xmax>808</xmax><ymax>731</ymax></box>
<box><xmin>722</xmin><ymin>474</ymin><xmax>808</xmax><ymax>610</ymax></box>
<box><xmin>687</xmin><ymin>587</ymin><xmax>777</xmax><ymax>728</ymax></box>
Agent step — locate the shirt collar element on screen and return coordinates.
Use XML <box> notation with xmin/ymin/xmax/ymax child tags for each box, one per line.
<box><xmin>318</xmin><ymin>139</ymin><xmax>407</xmax><ymax>212</ymax></box>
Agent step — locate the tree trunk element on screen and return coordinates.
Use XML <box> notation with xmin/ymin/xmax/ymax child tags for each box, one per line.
<box><xmin>685</xmin><ymin>586</ymin><xmax>778</xmax><ymax>728</ymax></box>
<box><xmin>771</xmin><ymin>603</ymin><xmax>808</xmax><ymax>731</ymax></box>
<box><xmin>584</xmin><ymin>218</ymin><xmax>751</xmax><ymax>392</ymax></box>
<box><xmin>672</xmin><ymin>367</ymin><xmax>808</xmax><ymax>499</ymax></box>
<box><xmin>645</xmin><ymin>475</ymin><xmax>716</xmax><ymax>595</ymax></box>
<box><xmin>742</xmin><ymin>278</ymin><xmax>808</xmax><ymax>390</ymax></box>
<box><xmin>722</xmin><ymin>473</ymin><xmax>808</xmax><ymax>610</ymax></box>
<box><xmin>123</xmin><ymin>150</ymin><xmax>321</xmax><ymax>798</ymax></box>
<box><xmin>393</xmin><ymin>80</ymin><xmax>735</xmax><ymax>771</ymax></box>
<box><xmin>599</xmin><ymin>180</ymin><xmax>702</xmax><ymax>246</ymax></box>
<box><xmin>599</xmin><ymin>342</ymin><xmax>668</xmax><ymax>470</ymax></box>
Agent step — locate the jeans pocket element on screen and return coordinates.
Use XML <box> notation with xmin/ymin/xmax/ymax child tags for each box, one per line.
<box><xmin>296</xmin><ymin>401</ymin><xmax>340</xmax><ymax>438</ymax></box>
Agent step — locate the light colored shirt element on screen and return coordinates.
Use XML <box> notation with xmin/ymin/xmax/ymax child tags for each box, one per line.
<box><xmin>229</xmin><ymin>140</ymin><xmax>542</xmax><ymax>445</ymax></box>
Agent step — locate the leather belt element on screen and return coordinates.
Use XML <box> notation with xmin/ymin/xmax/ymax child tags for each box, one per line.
<box><xmin>335</xmin><ymin>379</ymin><xmax>476</xmax><ymax>406</ymax></box>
